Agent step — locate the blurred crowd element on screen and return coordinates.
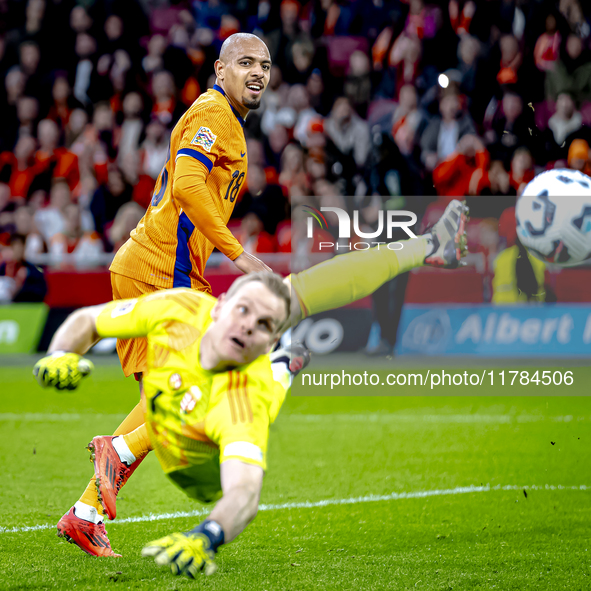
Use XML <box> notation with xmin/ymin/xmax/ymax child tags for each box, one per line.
<box><xmin>1</xmin><ymin>0</ymin><xmax>591</xmax><ymax>301</ymax></box>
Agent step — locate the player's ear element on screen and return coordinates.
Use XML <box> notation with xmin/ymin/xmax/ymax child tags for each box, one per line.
<box><xmin>211</xmin><ymin>293</ymin><xmax>226</xmax><ymax>321</ymax></box>
<box><xmin>214</xmin><ymin>59</ymin><xmax>224</xmax><ymax>80</ymax></box>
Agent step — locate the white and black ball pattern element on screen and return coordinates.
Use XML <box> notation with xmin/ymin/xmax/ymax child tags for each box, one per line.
<box><xmin>516</xmin><ymin>169</ymin><xmax>591</xmax><ymax>266</ymax></box>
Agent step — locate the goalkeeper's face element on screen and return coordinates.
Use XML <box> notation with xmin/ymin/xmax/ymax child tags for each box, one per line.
<box><xmin>209</xmin><ymin>282</ymin><xmax>287</xmax><ymax>367</ymax></box>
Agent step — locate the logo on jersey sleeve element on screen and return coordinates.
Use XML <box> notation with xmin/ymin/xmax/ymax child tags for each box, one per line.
<box><xmin>191</xmin><ymin>127</ymin><xmax>217</xmax><ymax>152</ymax></box>
<box><xmin>111</xmin><ymin>300</ymin><xmax>137</xmax><ymax>318</ymax></box>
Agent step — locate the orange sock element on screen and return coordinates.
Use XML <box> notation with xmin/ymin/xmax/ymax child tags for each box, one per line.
<box><xmin>122</xmin><ymin>423</ymin><xmax>153</xmax><ymax>459</ymax></box>
<box><xmin>77</xmin><ymin>400</ymin><xmax>149</xmax><ymax>513</ymax></box>
<box><xmin>113</xmin><ymin>400</ymin><xmax>146</xmax><ymax>436</ymax></box>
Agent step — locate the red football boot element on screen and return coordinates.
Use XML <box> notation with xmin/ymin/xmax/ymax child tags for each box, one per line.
<box><xmin>57</xmin><ymin>507</ymin><xmax>121</xmax><ymax>557</ymax></box>
<box><xmin>88</xmin><ymin>436</ymin><xmax>132</xmax><ymax>521</ymax></box>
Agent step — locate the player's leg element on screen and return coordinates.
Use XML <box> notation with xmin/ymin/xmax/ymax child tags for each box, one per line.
<box><xmin>57</xmin><ymin>274</ymin><xmax>157</xmax><ymax>556</ymax></box>
<box><xmin>91</xmin><ymin>274</ymin><xmax>158</xmax><ymax>520</ymax></box>
<box><xmin>286</xmin><ymin>199</ymin><xmax>469</xmax><ymax>324</ymax></box>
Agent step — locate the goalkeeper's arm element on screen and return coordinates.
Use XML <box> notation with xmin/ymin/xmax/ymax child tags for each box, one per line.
<box><xmin>207</xmin><ymin>460</ymin><xmax>263</xmax><ymax>543</ymax></box>
<box><xmin>142</xmin><ymin>460</ymin><xmax>263</xmax><ymax>577</ymax></box>
<box><xmin>48</xmin><ymin>304</ymin><xmax>105</xmax><ymax>354</ymax></box>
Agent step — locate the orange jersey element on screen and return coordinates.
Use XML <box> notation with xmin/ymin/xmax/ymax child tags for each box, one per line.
<box><xmin>110</xmin><ymin>85</ymin><xmax>247</xmax><ymax>292</ymax></box>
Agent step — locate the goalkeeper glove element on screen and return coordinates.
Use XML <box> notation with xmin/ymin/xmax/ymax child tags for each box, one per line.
<box><xmin>141</xmin><ymin>532</ymin><xmax>218</xmax><ymax>578</ymax></box>
<box><xmin>33</xmin><ymin>351</ymin><xmax>94</xmax><ymax>391</ymax></box>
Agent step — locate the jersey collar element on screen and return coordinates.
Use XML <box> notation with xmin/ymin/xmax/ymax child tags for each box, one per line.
<box><xmin>213</xmin><ymin>84</ymin><xmax>245</xmax><ymax>128</ymax></box>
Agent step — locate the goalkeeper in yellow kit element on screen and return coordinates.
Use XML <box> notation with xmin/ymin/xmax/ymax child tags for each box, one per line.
<box><xmin>34</xmin><ymin>199</ymin><xmax>468</xmax><ymax>577</ymax></box>
<box><xmin>37</xmin><ymin>272</ymin><xmax>293</xmax><ymax>575</ymax></box>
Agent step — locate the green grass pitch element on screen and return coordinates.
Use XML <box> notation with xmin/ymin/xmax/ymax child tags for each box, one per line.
<box><xmin>1</xmin><ymin>357</ymin><xmax>591</xmax><ymax>590</ymax></box>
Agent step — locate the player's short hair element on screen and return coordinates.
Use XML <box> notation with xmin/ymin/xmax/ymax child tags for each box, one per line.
<box><xmin>225</xmin><ymin>271</ymin><xmax>290</xmax><ymax>333</ymax></box>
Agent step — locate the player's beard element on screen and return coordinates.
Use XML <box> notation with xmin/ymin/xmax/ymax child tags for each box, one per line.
<box><xmin>243</xmin><ymin>95</ymin><xmax>262</xmax><ymax>110</ymax></box>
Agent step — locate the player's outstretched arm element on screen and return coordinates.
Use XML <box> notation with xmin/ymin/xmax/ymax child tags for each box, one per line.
<box><xmin>48</xmin><ymin>305</ymin><xmax>105</xmax><ymax>354</ymax></box>
<box><xmin>142</xmin><ymin>460</ymin><xmax>263</xmax><ymax>578</ymax></box>
<box><xmin>208</xmin><ymin>460</ymin><xmax>263</xmax><ymax>542</ymax></box>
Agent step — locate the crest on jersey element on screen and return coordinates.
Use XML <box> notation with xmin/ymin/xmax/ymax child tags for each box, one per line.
<box><xmin>169</xmin><ymin>372</ymin><xmax>183</xmax><ymax>390</ymax></box>
<box><xmin>180</xmin><ymin>386</ymin><xmax>202</xmax><ymax>414</ymax></box>
<box><xmin>191</xmin><ymin>126</ymin><xmax>217</xmax><ymax>152</ymax></box>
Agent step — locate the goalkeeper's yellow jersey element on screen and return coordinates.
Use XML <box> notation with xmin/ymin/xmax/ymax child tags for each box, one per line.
<box><xmin>95</xmin><ymin>289</ymin><xmax>286</xmax><ymax>497</ymax></box>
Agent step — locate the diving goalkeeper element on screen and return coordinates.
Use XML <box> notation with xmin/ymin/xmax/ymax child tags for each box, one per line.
<box><xmin>34</xmin><ymin>199</ymin><xmax>468</xmax><ymax>569</ymax></box>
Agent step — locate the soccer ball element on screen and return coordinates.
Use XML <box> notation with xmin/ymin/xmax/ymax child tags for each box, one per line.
<box><xmin>516</xmin><ymin>168</ymin><xmax>591</xmax><ymax>266</ymax></box>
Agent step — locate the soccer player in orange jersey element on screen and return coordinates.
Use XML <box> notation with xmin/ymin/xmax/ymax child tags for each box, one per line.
<box><xmin>113</xmin><ymin>32</ymin><xmax>273</xmax><ymax>378</ymax></box>
<box><xmin>56</xmin><ymin>33</ymin><xmax>276</xmax><ymax>555</ymax></box>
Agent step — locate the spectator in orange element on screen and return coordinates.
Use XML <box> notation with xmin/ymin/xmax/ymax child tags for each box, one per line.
<box><xmin>534</xmin><ymin>14</ymin><xmax>561</xmax><ymax>72</ymax></box>
<box><xmin>0</xmin><ymin>136</ymin><xmax>42</xmax><ymax>200</ymax></box>
<box><xmin>150</xmin><ymin>70</ymin><xmax>183</xmax><ymax>128</ymax></box>
<box><xmin>497</xmin><ymin>35</ymin><xmax>522</xmax><ymax>84</ymax></box>
<box><xmin>567</xmin><ymin>138</ymin><xmax>591</xmax><ymax>175</ymax></box>
<box><xmin>509</xmin><ymin>147</ymin><xmax>535</xmax><ymax>194</ymax></box>
<box><xmin>34</xmin><ymin>119</ymin><xmax>80</xmax><ymax>192</ymax></box>
<box><xmin>235</xmin><ymin>210</ymin><xmax>277</xmax><ymax>255</ymax></box>
<box><xmin>449</xmin><ymin>0</ymin><xmax>476</xmax><ymax>36</ymax></box>
<box><xmin>433</xmin><ymin>134</ymin><xmax>489</xmax><ymax>197</ymax></box>
<box><xmin>49</xmin><ymin>203</ymin><xmax>104</xmax><ymax>265</ymax></box>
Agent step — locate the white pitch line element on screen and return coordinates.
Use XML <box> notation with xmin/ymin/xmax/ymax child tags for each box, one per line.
<box><xmin>0</xmin><ymin>412</ymin><xmax>591</xmax><ymax>425</ymax></box>
<box><xmin>1</xmin><ymin>413</ymin><xmax>587</xmax><ymax>424</ymax></box>
<box><xmin>1</xmin><ymin>484</ymin><xmax>588</xmax><ymax>535</ymax></box>
<box><xmin>0</xmin><ymin>413</ymin><xmax>127</xmax><ymax>422</ymax></box>
<box><xmin>282</xmin><ymin>414</ymin><xmax>587</xmax><ymax>424</ymax></box>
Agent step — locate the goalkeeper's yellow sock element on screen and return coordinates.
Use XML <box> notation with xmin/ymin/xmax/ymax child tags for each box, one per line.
<box><xmin>290</xmin><ymin>236</ymin><xmax>428</xmax><ymax>317</ymax></box>
<box><xmin>122</xmin><ymin>423</ymin><xmax>153</xmax><ymax>458</ymax></box>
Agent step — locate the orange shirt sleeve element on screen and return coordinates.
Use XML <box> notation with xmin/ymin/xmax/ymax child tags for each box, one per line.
<box><xmin>177</xmin><ymin>103</ymin><xmax>232</xmax><ymax>167</ymax></box>
<box><xmin>174</xmin><ymin>156</ymin><xmax>244</xmax><ymax>260</ymax></box>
